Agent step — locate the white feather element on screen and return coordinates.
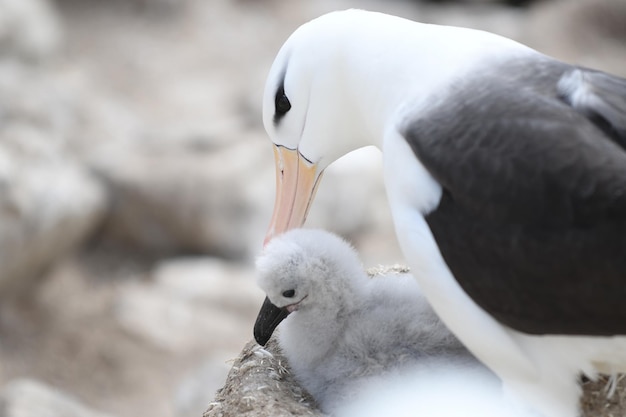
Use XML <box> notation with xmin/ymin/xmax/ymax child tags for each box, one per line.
<box><xmin>335</xmin><ymin>361</ymin><xmax>537</xmax><ymax>417</ymax></box>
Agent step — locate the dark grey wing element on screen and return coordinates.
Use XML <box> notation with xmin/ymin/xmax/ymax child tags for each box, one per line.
<box><xmin>558</xmin><ymin>68</ymin><xmax>626</xmax><ymax>149</ymax></box>
<box><xmin>402</xmin><ymin>59</ymin><xmax>626</xmax><ymax>336</ymax></box>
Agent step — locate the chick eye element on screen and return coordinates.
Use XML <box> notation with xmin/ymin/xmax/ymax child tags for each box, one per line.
<box><xmin>282</xmin><ymin>289</ymin><xmax>296</xmax><ymax>298</ymax></box>
<box><xmin>274</xmin><ymin>85</ymin><xmax>291</xmax><ymax>118</ymax></box>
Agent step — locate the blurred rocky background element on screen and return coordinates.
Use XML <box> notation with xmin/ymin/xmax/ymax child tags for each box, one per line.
<box><xmin>0</xmin><ymin>0</ymin><xmax>624</xmax><ymax>416</ymax></box>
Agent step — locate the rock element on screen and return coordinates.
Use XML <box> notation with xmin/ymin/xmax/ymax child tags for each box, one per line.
<box><xmin>91</xmin><ymin>133</ymin><xmax>274</xmax><ymax>260</ymax></box>
<box><xmin>0</xmin><ymin>1</ymin><xmax>110</xmax><ymax>296</ymax></box>
<box><xmin>304</xmin><ymin>147</ymin><xmax>389</xmax><ymax>240</ymax></box>
<box><xmin>0</xmin><ymin>134</ymin><xmax>106</xmax><ymax>295</ymax></box>
<box><xmin>151</xmin><ymin>256</ymin><xmax>264</xmax><ymax>315</ymax></box>
<box><xmin>0</xmin><ymin>0</ymin><xmax>62</xmax><ymax>62</ymax></box>
<box><xmin>0</xmin><ymin>379</ymin><xmax>115</xmax><ymax>417</ymax></box>
<box><xmin>114</xmin><ymin>256</ymin><xmax>264</xmax><ymax>353</ymax></box>
<box><xmin>56</xmin><ymin>0</ymin><xmax>194</xmax><ymax>14</ymax></box>
<box><xmin>174</xmin><ymin>356</ymin><xmax>231</xmax><ymax>417</ymax></box>
<box><xmin>525</xmin><ymin>0</ymin><xmax>626</xmax><ymax>76</ymax></box>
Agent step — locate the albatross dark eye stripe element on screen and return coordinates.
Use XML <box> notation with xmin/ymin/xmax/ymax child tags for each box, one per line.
<box><xmin>274</xmin><ymin>82</ymin><xmax>291</xmax><ymax>124</ymax></box>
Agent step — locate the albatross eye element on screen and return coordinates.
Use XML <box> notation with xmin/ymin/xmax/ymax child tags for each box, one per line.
<box><xmin>274</xmin><ymin>85</ymin><xmax>291</xmax><ymax>121</ymax></box>
<box><xmin>282</xmin><ymin>289</ymin><xmax>296</xmax><ymax>298</ymax></box>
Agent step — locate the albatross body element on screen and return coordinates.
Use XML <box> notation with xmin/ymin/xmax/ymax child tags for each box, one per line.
<box><xmin>259</xmin><ymin>9</ymin><xmax>626</xmax><ymax>417</ymax></box>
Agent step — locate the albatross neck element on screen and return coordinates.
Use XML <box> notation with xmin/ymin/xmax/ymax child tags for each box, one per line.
<box><xmin>335</xmin><ymin>20</ymin><xmax>537</xmax><ymax>150</ymax></box>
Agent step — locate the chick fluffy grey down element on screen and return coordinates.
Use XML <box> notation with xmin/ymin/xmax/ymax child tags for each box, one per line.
<box><xmin>256</xmin><ymin>229</ymin><xmax>480</xmax><ymax>412</ymax></box>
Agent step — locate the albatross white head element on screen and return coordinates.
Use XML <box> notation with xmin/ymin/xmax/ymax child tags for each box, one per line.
<box><xmin>261</xmin><ymin>10</ymin><xmax>416</xmax><ymax>243</ymax></box>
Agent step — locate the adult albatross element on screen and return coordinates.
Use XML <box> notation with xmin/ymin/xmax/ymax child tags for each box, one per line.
<box><xmin>255</xmin><ymin>9</ymin><xmax>626</xmax><ymax>417</ymax></box>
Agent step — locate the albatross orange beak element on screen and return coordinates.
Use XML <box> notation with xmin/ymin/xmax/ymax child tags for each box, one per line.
<box><xmin>264</xmin><ymin>145</ymin><xmax>324</xmax><ymax>245</ymax></box>
<box><xmin>254</xmin><ymin>145</ymin><xmax>323</xmax><ymax>346</ymax></box>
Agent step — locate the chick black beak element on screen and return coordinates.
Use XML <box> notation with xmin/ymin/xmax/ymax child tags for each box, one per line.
<box><xmin>253</xmin><ymin>296</ymin><xmax>291</xmax><ymax>346</ymax></box>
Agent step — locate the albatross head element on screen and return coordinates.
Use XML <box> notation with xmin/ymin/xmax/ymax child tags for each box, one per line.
<box><xmin>262</xmin><ymin>10</ymin><xmax>409</xmax><ymax>244</ymax></box>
